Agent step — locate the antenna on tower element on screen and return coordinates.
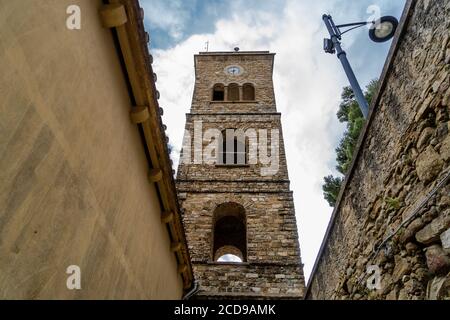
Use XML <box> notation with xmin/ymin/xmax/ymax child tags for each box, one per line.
<box><xmin>204</xmin><ymin>41</ymin><xmax>209</xmax><ymax>52</ymax></box>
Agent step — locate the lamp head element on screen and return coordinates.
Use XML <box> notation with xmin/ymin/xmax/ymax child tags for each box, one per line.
<box><xmin>323</xmin><ymin>38</ymin><xmax>335</xmax><ymax>54</ymax></box>
<box><xmin>369</xmin><ymin>16</ymin><xmax>398</xmax><ymax>43</ymax></box>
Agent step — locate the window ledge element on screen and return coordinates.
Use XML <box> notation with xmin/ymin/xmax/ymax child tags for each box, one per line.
<box><xmin>207</xmin><ymin>261</ymin><xmax>249</xmax><ymax>266</ymax></box>
<box><xmin>215</xmin><ymin>164</ymin><xmax>250</xmax><ymax>168</ymax></box>
<box><xmin>210</xmin><ymin>100</ymin><xmax>258</xmax><ymax>104</ymax></box>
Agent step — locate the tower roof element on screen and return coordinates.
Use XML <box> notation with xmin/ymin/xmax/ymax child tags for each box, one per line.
<box><xmin>197</xmin><ymin>50</ymin><xmax>274</xmax><ymax>56</ymax></box>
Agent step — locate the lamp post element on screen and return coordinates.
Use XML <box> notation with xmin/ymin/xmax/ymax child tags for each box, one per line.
<box><xmin>322</xmin><ymin>14</ymin><xmax>398</xmax><ymax>118</ymax></box>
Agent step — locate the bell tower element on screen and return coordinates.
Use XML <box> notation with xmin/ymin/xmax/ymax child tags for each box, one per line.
<box><xmin>177</xmin><ymin>51</ymin><xmax>305</xmax><ymax>299</ymax></box>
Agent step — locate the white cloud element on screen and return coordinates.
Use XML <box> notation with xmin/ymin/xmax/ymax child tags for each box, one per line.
<box><xmin>217</xmin><ymin>254</ymin><xmax>243</xmax><ymax>263</ymax></box>
<box><xmin>140</xmin><ymin>0</ymin><xmax>191</xmax><ymax>39</ymax></box>
<box><xmin>149</xmin><ymin>0</ymin><xmax>402</xmax><ymax>282</ymax></box>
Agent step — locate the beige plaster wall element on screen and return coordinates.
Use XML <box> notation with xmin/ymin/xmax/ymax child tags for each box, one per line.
<box><xmin>0</xmin><ymin>0</ymin><xmax>182</xmax><ymax>299</ymax></box>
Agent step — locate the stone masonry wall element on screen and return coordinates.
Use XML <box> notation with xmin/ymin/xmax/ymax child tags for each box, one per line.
<box><xmin>193</xmin><ymin>264</ymin><xmax>304</xmax><ymax>298</ymax></box>
<box><xmin>179</xmin><ymin>192</ymin><xmax>300</xmax><ymax>263</ymax></box>
<box><xmin>307</xmin><ymin>0</ymin><xmax>450</xmax><ymax>300</ymax></box>
<box><xmin>192</xmin><ymin>53</ymin><xmax>276</xmax><ymax>113</ymax></box>
<box><xmin>177</xmin><ymin>114</ymin><xmax>289</xmax><ymax>181</ymax></box>
<box><xmin>179</xmin><ymin>192</ymin><xmax>304</xmax><ymax>298</ymax></box>
<box><xmin>178</xmin><ymin>52</ymin><xmax>305</xmax><ymax>299</ymax></box>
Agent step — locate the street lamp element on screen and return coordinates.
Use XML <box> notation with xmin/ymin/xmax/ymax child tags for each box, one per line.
<box><xmin>322</xmin><ymin>14</ymin><xmax>398</xmax><ymax>118</ymax></box>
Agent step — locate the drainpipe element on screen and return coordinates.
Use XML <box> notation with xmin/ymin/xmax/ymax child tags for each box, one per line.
<box><xmin>182</xmin><ymin>281</ymin><xmax>199</xmax><ymax>300</ymax></box>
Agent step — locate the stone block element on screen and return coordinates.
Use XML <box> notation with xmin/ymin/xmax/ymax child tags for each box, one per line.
<box><xmin>426</xmin><ymin>275</ymin><xmax>450</xmax><ymax>299</ymax></box>
<box><xmin>416</xmin><ymin>211</ymin><xmax>450</xmax><ymax>245</ymax></box>
<box><xmin>417</xmin><ymin>127</ymin><xmax>434</xmax><ymax>150</ymax></box>
<box><xmin>268</xmin><ymin>288</ymin><xmax>280</xmax><ymax>294</ymax></box>
<box><xmin>397</xmin><ymin>288</ymin><xmax>408</xmax><ymax>300</ymax></box>
<box><xmin>415</xmin><ymin>146</ymin><xmax>444</xmax><ymax>183</ymax></box>
<box><xmin>425</xmin><ymin>244</ymin><xmax>450</xmax><ymax>274</ymax></box>
<box><xmin>439</xmin><ymin>133</ymin><xmax>450</xmax><ymax>161</ymax></box>
<box><xmin>440</xmin><ymin>228</ymin><xmax>450</xmax><ymax>252</ymax></box>
<box><xmin>438</xmin><ymin>195</ymin><xmax>450</xmax><ymax>210</ymax></box>
<box><xmin>386</xmin><ymin>287</ymin><xmax>398</xmax><ymax>300</ymax></box>
<box><xmin>393</xmin><ymin>257</ymin><xmax>411</xmax><ymax>282</ymax></box>
<box><xmin>400</xmin><ymin>217</ymin><xmax>425</xmax><ymax>244</ymax></box>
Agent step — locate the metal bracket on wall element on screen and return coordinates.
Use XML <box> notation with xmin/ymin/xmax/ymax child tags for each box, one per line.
<box><xmin>130</xmin><ymin>106</ymin><xmax>150</xmax><ymax>124</ymax></box>
<box><xmin>99</xmin><ymin>4</ymin><xmax>128</xmax><ymax>28</ymax></box>
<box><xmin>178</xmin><ymin>264</ymin><xmax>188</xmax><ymax>274</ymax></box>
<box><xmin>171</xmin><ymin>242</ymin><xmax>182</xmax><ymax>253</ymax></box>
<box><xmin>161</xmin><ymin>211</ymin><xmax>174</xmax><ymax>224</ymax></box>
<box><xmin>148</xmin><ymin>168</ymin><xmax>163</xmax><ymax>183</ymax></box>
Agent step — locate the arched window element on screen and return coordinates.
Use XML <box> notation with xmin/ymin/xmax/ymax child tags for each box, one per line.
<box><xmin>213</xmin><ymin>202</ymin><xmax>246</xmax><ymax>263</ymax></box>
<box><xmin>212</xmin><ymin>84</ymin><xmax>225</xmax><ymax>101</ymax></box>
<box><xmin>215</xmin><ymin>246</ymin><xmax>243</xmax><ymax>262</ymax></box>
<box><xmin>228</xmin><ymin>83</ymin><xmax>240</xmax><ymax>101</ymax></box>
<box><xmin>242</xmin><ymin>83</ymin><xmax>255</xmax><ymax>100</ymax></box>
<box><xmin>219</xmin><ymin>129</ymin><xmax>247</xmax><ymax>165</ymax></box>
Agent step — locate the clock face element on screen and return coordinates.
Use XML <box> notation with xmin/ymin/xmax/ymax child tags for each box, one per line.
<box><xmin>226</xmin><ymin>66</ymin><xmax>242</xmax><ymax>76</ymax></box>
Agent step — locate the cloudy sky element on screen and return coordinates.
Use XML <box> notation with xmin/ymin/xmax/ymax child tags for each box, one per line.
<box><xmin>141</xmin><ymin>0</ymin><xmax>406</xmax><ymax>281</ymax></box>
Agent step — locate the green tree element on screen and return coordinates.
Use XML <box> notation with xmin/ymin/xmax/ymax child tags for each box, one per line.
<box><xmin>322</xmin><ymin>79</ymin><xmax>378</xmax><ymax>207</ymax></box>
<box><xmin>322</xmin><ymin>175</ymin><xmax>343</xmax><ymax>207</ymax></box>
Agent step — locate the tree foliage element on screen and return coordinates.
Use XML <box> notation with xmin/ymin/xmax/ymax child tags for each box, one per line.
<box><xmin>322</xmin><ymin>175</ymin><xmax>343</xmax><ymax>208</ymax></box>
<box><xmin>322</xmin><ymin>79</ymin><xmax>379</xmax><ymax>207</ymax></box>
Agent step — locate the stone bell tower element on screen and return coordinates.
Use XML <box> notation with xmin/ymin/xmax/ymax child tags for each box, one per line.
<box><xmin>177</xmin><ymin>51</ymin><xmax>305</xmax><ymax>299</ymax></box>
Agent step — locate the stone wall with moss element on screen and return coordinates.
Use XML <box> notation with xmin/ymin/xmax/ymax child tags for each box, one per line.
<box><xmin>307</xmin><ymin>0</ymin><xmax>450</xmax><ymax>300</ymax></box>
